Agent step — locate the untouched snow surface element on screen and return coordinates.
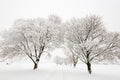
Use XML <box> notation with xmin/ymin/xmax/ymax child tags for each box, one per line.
<box><xmin>0</xmin><ymin>62</ymin><xmax>120</xmax><ymax>80</ymax></box>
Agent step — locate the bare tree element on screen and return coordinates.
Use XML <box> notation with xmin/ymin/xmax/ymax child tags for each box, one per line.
<box><xmin>65</xmin><ymin>15</ymin><xmax>119</xmax><ymax>74</ymax></box>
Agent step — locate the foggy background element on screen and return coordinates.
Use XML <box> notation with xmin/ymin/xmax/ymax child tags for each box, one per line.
<box><xmin>0</xmin><ymin>0</ymin><xmax>120</xmax><ymax>32</ymax></box>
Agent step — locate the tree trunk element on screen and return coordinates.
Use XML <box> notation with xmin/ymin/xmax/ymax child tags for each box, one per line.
<box><xmin>73</xmin><ymin>61</ymin><xmax>77</xmax><ymax>67</ymax></box>
<box><xmin>33</xmin><ymin>58</ymin><xmax>40</xmax><ymax>70</ymax></box>
<box><xmin>33</xmin><ymin>62</ymin><xmax>38</xmax><ymax>70</ymax></box>
<box><xmin>86</xmin><ymin>61</ymin><xmax>92</xmax><ymax>74</ymax></box>
<box><xmin>73</xmin><ymin>56</ymin><xmax>78</xmax><ymax>68</ymax></box>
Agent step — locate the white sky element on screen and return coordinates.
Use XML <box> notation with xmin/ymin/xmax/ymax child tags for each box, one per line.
<box><xmin>0</xmin><ymin>0</ymin><xmax>120</xmax><ymax>32</ymax></box>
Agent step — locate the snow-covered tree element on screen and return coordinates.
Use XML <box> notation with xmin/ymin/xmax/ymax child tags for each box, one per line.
<box><xmin>0</xmin><ymin>18</ymin><xmax>49</xmax><ymax>69</ymax></box>
<box><xmin>0</xmin><ymin>16</ymin><xmax>64</xmax><ymax>69</ymax></box>
<box><xmin>65</xmin><ymin>15</ymin><xmax>119</xmax><ymax>74</ymax></box>
<box><xmin>47</xmin><ymin>15</ymin><xmax>65</xmax><ymax>47</ymax></box>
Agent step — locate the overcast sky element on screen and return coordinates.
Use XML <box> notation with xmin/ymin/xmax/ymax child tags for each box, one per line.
<box><xmin>0</xmin><ymin>0</ymin><xmax>120</xmax><ymax>32</ymax></box>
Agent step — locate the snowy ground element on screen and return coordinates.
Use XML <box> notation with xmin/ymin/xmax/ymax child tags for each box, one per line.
<box><xmin>0</xmin><ymin>61</ymin><xmax>120</xmax><ymax>80</ymax></box>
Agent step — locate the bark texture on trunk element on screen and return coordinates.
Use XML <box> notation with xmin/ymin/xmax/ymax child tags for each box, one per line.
<box><xmin>87</xmin><ymin>62</ymin><xmax>92</xmax><ymax>74</ymax></box>
<box><xmin>33</xmin><ymin>63</ymin><xmax>38</xmax><ymax>70</ymax></box>
<box><xmin>73</xmin><ymin>61</ymin><xmax>77</xmax><ymax>67</ymax></box>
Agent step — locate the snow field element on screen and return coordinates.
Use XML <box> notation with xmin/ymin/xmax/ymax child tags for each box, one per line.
<box><xmin>0</xmin><ymin>62</ymin><xmax>120</xmax><ymax>80</ymax></box>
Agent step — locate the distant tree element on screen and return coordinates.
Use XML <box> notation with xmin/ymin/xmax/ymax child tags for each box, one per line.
<box><xmin>48</xmin><ymin>15</ymin><xmax>62</xmax><ymax>24</ymax></box>
<box><xmin>47</xmin><ymin>15</ymin><xmax>65</xmax><ymax>47</ymax></box>
<box><xmin>62</xmin><ymin>45</ymin><xmax>79</xmax><ymax>67</ymax></box>
<box><xmin>54</xmin><ymin>55</ymin><xmax>73</xmax><ymax>65</ymax></box>
<box><xmin>65</xmin><ymin>15</ymin><xmax>119</xmax><ymax>74</ymax></box>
